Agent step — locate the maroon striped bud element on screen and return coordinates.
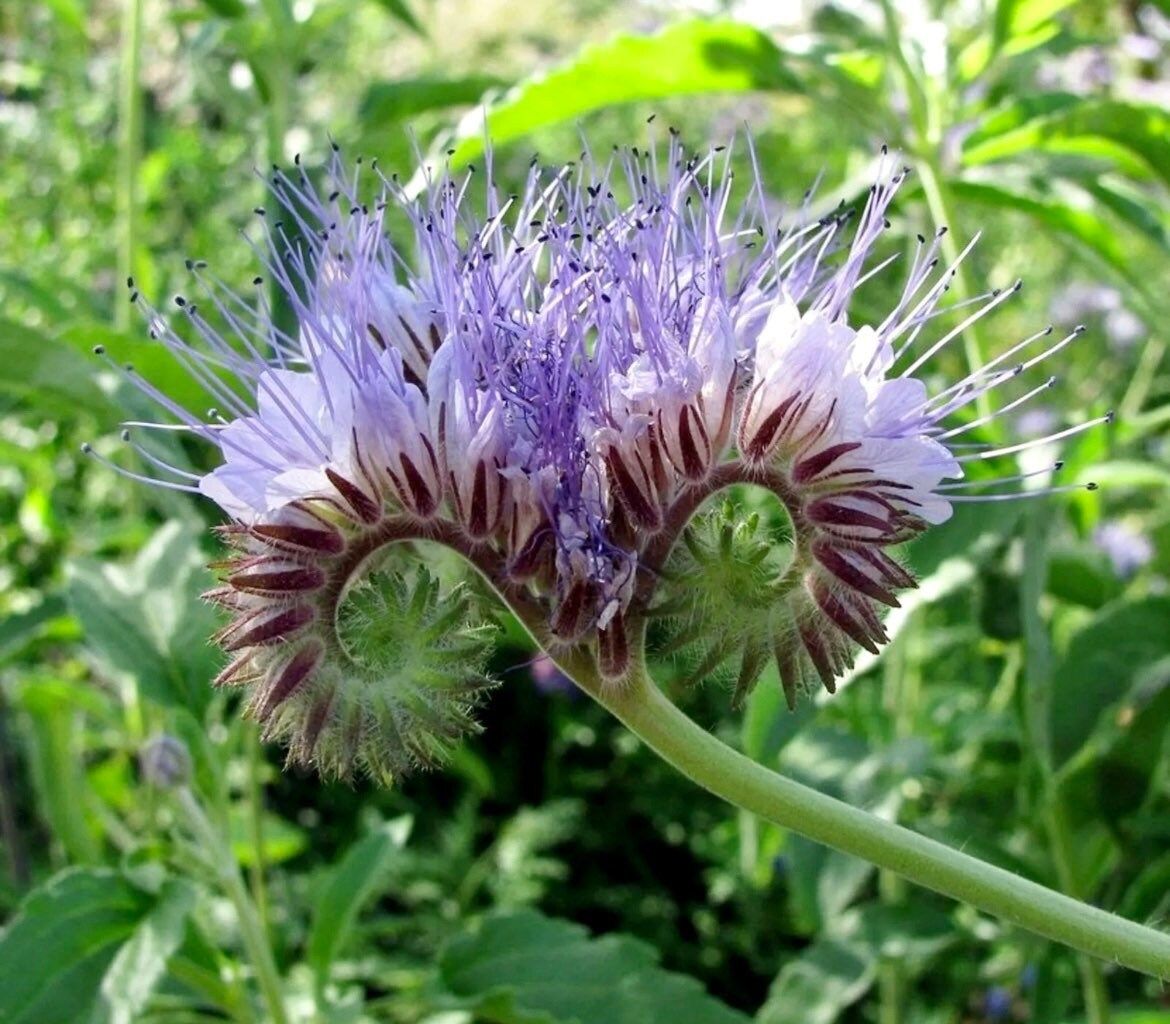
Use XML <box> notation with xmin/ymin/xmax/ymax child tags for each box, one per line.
<box><xmin>257</xmin><ymin>641</ymin><xmax>323</xmax><ymax>720</ymax></box>
<box><xmin>597</xmin><ymin>613</ymin><xmax>630</xmax><ymax>681</ymax></box>
<box><xmin>228</xmin><ymin>564</ymin><xmax>326</xmax><ymax>595</ymax></box>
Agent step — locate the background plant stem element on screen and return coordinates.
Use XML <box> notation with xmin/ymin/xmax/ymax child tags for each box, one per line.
<box><xmin>178</xmin><ymin>788</ymin><xmax>289</xmax><ymax>1024</ymax></box>
<box><xmin>1021</xmin><ymin>509</ymin><xmax>1112</xmax><ymax>1024</ymax></box>
<box><xmin>115</xmin><ymin>0</ymin><xmax>144</xmax><ymax>333</ymax></box>
<box><xmin>245</xmin><ymin>727</ymin><xmax>270</xmax><ymax>938</ymax></box>
<box><xmin>561</xmin><ymin>651</ymin><xmax>1170</xmax><ymax>980</ymax></box>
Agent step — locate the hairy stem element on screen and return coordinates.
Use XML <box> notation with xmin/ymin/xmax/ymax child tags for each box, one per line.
<box><xmin>558</xmin><ymin>654</ymin><xmax>1170</xmax><ymax>980</ymax></box>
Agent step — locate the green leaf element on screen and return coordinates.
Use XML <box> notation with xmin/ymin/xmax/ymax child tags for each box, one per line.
<box><xmin>0</xmin><ymin>868</ymin><xmax>154</xmax><ymax>1024</ymax></box>
<box><xmin>948</xmin><ymin>179</ymin><xmax>1140</xmax><ymax>289</ymax></box>
<box><xmin>229</xmin><ymin>806</ymin><xmax>309</xmax><ymax>867</ymax></box>
<box><xmin>96</xmin><ymin>879</ymin><xmax>198</xmax><ymax>1024</ymax></box>
<box><xmin>10</xmin><ymin>677</ymin><xmax>108</xmax><ymax>863</ymax></box>
<box><xmin>445</xmin><ymin>19</ymin><xmax>802</xmax><ymax>165</ymax></box>
<box><xmin>67</xmin><ymin>521</ymin><xmax>221</xmax><ymax>714</ymax></box>
<box><xmin>359</xmin><ymin>75</ymin><xmax>506</xmax><ymax>130</ymax></box>
<box><xmin>370</xmin><ymin>0</ymin><xmax>426</xmax><ymax>36</ymax></box>
<box><xmin>197</xmin><ymin>0</ymin><xmax>247</xmax><ymax>16</ymax></box>
<box><xmin>1051</xmin><ymin>597</ymin><xmax>1170</xmax><ymax>767</ymax></box>
<box><xmin>993</xmin><ymin>0</ymin><xmax>1075</xmax><ymax>51</ymax></box>
<box><xmin>1045</xmin><ymin>546</ymin><xmax>1121</xmax><ymax>609</ymax></box>
<box><xmin>57</xmin><ymin>322</ymin><xmax>219</xmax><ymax>426</ymax></box>
<box><xmin>1075</xmin><ymin>460</ymin><xmax>1170</xmax><ymax>490</ymax></box>
<box><xmin>440</xmin><ymin>909</ymin><xmax>750</xmax><ymax>1024</ymax></box>
<box><xmin>831</xmin><ymin>901</ymin><xmax>956</xmax><ymax>962</ymax></box>
<box><xmin>0</xmin><ymin>593</ymin><xmax>72</xmax><ymax>665</ymax></box>
<box><xmin>42</xmin><ymin>0</ymin><xmax>87</xmax><ymax>34</ymax></box>
<box><xmin>965</xmin><ymin>99</ymin><xmax>1170</xmax><ymax>189</ymax></box>
<box><xmin>756</xmin><ymin>939</ymin><xmax>874</xmax><ymax>1024</ymax></box>
<box><xmin>0</xmin><ymin>318</ymin><xmax>117</xmax><ymax>418</ymax></box>
<box><xmin>306</xmin><ymin>817</ymin><xmax>412</xmax><ymax>984</ymax></box>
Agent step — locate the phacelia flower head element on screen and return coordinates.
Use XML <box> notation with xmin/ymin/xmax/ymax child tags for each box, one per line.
<box><xmin>93</xmin><ymin>134</ymin><xmax>1104</xmax><ymax>780</ymax></box>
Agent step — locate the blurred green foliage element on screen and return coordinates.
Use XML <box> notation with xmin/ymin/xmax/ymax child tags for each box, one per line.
<box><xmin>2</xmin><ymin>1</ymin><xmax>1170</xmax><ymax>1022</ymax></box>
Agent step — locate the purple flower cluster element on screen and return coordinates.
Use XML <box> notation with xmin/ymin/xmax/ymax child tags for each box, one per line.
<box><xmin>95</xmin><ymin>134</ymin><xmax>1102</xmax><ymax>776</ymax></box>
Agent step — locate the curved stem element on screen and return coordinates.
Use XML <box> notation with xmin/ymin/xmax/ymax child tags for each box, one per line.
<box><xmin>561</xmin><ymin>656</ymin><xmax>1170</xmax><ymax>980</ymax></box>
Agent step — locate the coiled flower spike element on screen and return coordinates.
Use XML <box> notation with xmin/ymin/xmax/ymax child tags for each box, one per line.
<box><xmin>89</xmin><ymin>134</ymin><xmax>1104</xmax><ymax>781</ymax></box>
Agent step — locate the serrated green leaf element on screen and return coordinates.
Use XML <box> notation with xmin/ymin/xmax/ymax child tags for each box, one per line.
<box><xmin>1051</xmin><ymin>596</ymin><xmax>1170</xmax><ymax>767</ymax></box>
<box><xmin>440</xmin><ymin>909</ymin><xmax>750</xmax><ymax>1024</ymax></box>
<box><xmin>0</xmin><ymin>868</ymin><xmax>154</xmax><ymax>1024</ymax></box>
<box><xmin>96</xmin><ymin>879</ymin><xmax>198</xmax><ymax>1024</ymax></box>
<box><xmin>307</xmin><ymin>817</ymin><xmax>412</xmax><ymax>984</ymax></box>
<box><xmin>445</xmin><ymin>19</ymin><xmax>801</xmax><ymax>166</ymax></box>
<box><xmin>67</xmin><ymin>521</ymin><xmax>221</xmax><ymax>714</ymax></box>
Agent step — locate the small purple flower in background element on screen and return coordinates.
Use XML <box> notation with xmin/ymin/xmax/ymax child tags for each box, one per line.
<box><xmin>1104</xmin><ymin>307</ymin><xmax>1146</xmax><ymax>351</ymax></box>
<box><xmin>981</xmin><ymin>985</ymin><xmax>1014</xmax><ymax>1022</ymax></box>
<box><xmin>1050</xmin><ymin>279</ymin><xmax>1146</xmax><ymax>352</ymax></box>
<box><xmin>530</xmin><ymin>654</ymin><xmax>577</xmax><ymax>698</ymax></box>
<box><xmin>1094</xmin><ymin>520</ymin><xmax>1154</xmax><ymax>578</ymax></box>
<box><xmin>90</xmin><ymin>134</ymin><xmax>1104</xmax><ymax>780</ymax></box>
<box><xmin>1016</xmin><ymin>407</ymin><xmax>1059</xmax><ymax>439</ymax></box>
<box><xmin>140</xmin><ymin>734</ymin><xmax>192</xmax><ymax>789</ymax></box>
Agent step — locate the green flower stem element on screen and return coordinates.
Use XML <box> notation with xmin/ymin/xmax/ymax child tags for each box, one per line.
<box><xmin>1022</xmin><ymin>510</ymin><xmax>1112</xmax><ymax>1023</ymax></box>
<box><xmin>177</xmin><ymin>789</ymin><xmax>289</xmax><ymax>1024</ymax></box>
<box><xmin>561</xmin><ymin>654</ymin><xmax>1170</xmax><ymax>980</ymax></box>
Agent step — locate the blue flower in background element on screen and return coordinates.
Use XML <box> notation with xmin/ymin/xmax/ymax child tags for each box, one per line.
<box><xmin>1093</xmin><ymin>520</ymin><xmax>1154</xmax><ymax>578</ymax></box>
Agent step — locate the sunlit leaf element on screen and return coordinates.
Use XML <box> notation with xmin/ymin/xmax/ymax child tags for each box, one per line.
<box><xmin>444</xmin><ymin>19</ymin><xmax>802</xmax><ymax>165</ymax></box>
<box><xmin>359</xmin><ymin>75</ymin><xmax>506</xmax><ymax>130</ymax></box>
<box><xmin>965</xmin><ymin>98</ymin><xmax>1170</xmax><ymax>189</ymax></box>
<box><xmin>948</xmin><ymin>178</ymin><xmax>1149</xmax><ymax>296</ymax></box>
